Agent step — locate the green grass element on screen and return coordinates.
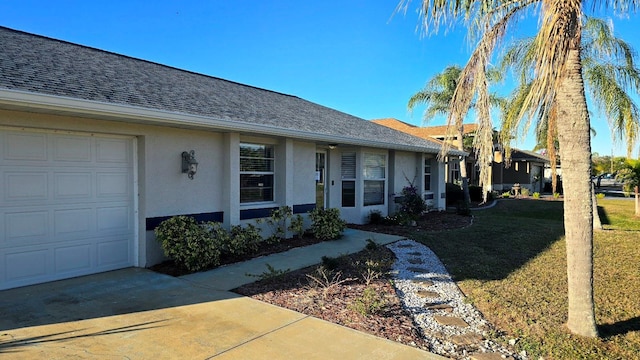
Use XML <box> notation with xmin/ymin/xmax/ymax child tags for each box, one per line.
<box><xmin>411</xmin><ymin>199</ymin><xmax>640</xmax><ymax>360</ymax></box>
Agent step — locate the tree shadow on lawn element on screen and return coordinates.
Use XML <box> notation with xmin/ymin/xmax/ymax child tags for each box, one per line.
<box><xmin>597</xmin><ymin>206</ymin><xmax>611</xmax><ymax>225</ymax></box>
<box><xmin>599</xmin><ymin>316</ymin><xmax>640</xmax><ymax>338</ymax></box>
<box><xmin>416</xmin><ymin>200</ymin><xmax>566</xmax><ymax>282</ymax></box>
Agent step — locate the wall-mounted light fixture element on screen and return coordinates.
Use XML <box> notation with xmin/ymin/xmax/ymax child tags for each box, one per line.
<box><xmin>328</xmin><ymin>144</ymin><xmax>338</xmax><ymax>150</ymax></box>
<box><xmin>181</xmin><ymin>150</ymin><xmax>198</xmax><ymax>180</ymax></box>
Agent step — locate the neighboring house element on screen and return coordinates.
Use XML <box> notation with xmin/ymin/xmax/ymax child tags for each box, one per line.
<box><xmin>0</xmin><ymin>27</ymin><xmax>463</xmax><ymax>290</ymax></box>
<box><xmin>372</xmin><ymin>118</ymin><xmax>549</xmax><ymax>194</ymax></box>
<box><xmin>372</xmin><ymin>118</ymin><xmax>478</xmax><ymax>184</ymax></box>
<box><xmin>492</xmin><ymin>149</ymin><xmax>548</xmax><ymax>194</ymax></box>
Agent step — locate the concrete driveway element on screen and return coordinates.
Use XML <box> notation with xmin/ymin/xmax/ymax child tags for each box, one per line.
<box><xmin>0</xmin><ymin>268</ymin><xmax>444</xmax><ymax>359</ymax></box>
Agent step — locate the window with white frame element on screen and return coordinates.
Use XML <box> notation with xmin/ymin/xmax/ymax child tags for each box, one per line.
<box><xmin>341</xmin><ymin>152</ymin><xmax>356</xmax><ymax>207</ymax></box>
<box><xmin>449</xmin><ymin>158</ymin><xmax>460</xmax><ymax>183</ymax></box>
<box><xmin>424</xmin><ymin>158</ymin><xmax>432</xmax><ymax>191</ymax></box>
<box><xmin>363</xmin><ymin>153</ymin><xmax>386</xmax><ymax>206</ymax></box>
<box><xmin>240</xmin><ymin>143</ymin><xmax>274</xmax><ymax>203</ymax></box>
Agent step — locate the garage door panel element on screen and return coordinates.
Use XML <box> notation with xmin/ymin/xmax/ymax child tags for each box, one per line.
<box><xmin>97</xmin><ymin>138</ymin><xmax>129</xmax><ymax>163</ymax></box>
<box><xmin>97</xmin><ymin>239</ymin><xmax>130</xmax><ymax>267</ymax></box>
<box><xmin>5</xmin><ymin>249</ymin><xmax>48</xmax><ymax>281</ymax></box>
<box><xmin>4</xmin><ymin>172</ymin><xmax>48</xmax><ymax>201</ymax></box>
<box><xmin>97</xmin><ymin>206</ymin><xmax>130</xmax><ymax>232</ymax></box>
<box><xmin>53</xmin><ymin>136</ymin><xmax>92</xmax><ymax>162</ymax></box>
<box><xmin>54</xmin><ymin>172</ymin><xmax>92</xmax><ymax>199</ymax></box>
<box><xmin>97</xmin><ymin>172</ymin><xmax>129</xmax><ymax>198</ymax></box>
<box><xmin>53</xmin><ymin>208</ymin><xmax>93</xmax><ymax>236</ymax></box>
<box><xmin>4</xmin><ymin>210</ymin><xmax>48</xmax><ymax>242</ymax></box>
<box><xmin>54</xmin><ymin>244</ymin><xmax>92</xmax><ymax>273</ymax></box>
<box><xmin>4</xmin><ymin>132</ymin><xmax>47</xmax><ymax>161</ymax></box>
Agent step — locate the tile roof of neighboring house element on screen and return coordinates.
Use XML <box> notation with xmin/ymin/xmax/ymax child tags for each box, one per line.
<box><xmin>0</xmin><ymin>27</ymin><xmax>462</xmax><ymax>155</ymax></box>
<box><xmin>372</xmin><ymin>118</ymin><xmax>478</xmax><ymax>139</ymax></box>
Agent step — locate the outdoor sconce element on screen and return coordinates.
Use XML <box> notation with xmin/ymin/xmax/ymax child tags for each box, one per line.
<box><xmin>328</xmin><ymin>143</ymin><xmax>338</xmax><ymax>150</ymax></box>
<box><xmin>181</xmin><ymin>150</ymin><xmax>198</xmax><ymax>180</ymax></box>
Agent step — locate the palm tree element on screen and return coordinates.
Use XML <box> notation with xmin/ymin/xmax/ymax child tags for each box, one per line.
<box><xmin>408</xmin><ymin>65</ymin><xmax>472</xmax><ymax>205</ymax></box>
<box><xmin>397</xmin><ymin>0</ymin><xmax>639</xmax><ymax>338</ymax></box>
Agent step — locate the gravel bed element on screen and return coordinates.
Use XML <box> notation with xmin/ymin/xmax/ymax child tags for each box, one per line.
<box><xmin>387</xmin><ymin>239</ymin><xmax>526</xmax><ymax>360</ymax></box>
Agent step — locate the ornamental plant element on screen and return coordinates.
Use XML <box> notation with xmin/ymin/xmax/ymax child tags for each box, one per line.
<box><xmin>397</xmin><ymin>184</ymin><xmax>426</xmax><ymax>221</ymax></box>
<box><xmin>309</xmin><ymin>207</ymin><xmax>346</xmax><ymax>241</ymax></box>
<box><xmin>155</xmin><ymin>216</ymin><xmax>222</xmax><ymax>272</ymax></box>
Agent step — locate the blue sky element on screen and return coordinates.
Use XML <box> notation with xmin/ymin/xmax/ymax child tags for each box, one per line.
<box><xmin>1</xmin><ymin>0</ymin><xmax>638</xmax><ymax>157</ymax></box>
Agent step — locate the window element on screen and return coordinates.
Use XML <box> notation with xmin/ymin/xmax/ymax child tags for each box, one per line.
<box><xmin>363</xmin><ymin>153</ymin><xmax>386</xmax><ymax>206</ymax></box>
<box><xmin>341</xmin><ymin>152</ymin><xmax>356</xmax><ymax>207</ymax></box>
<box><xmin>424</xmin><ymin>158</ymin><xmax>432</xmax><ymax>191</ymax></box>
<box><xmin>449</xmin><ymin>159</ymin><xmax>460</xmax><ymax>183</ymax></box>
<box><xmin>240</xmin><ymin>143</ymin><xmax>274</xmax><ymax>203</ymax></box>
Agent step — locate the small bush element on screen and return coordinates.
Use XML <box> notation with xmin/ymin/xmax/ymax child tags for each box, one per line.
<box><xmin>257</xmin><ymin>206</ymin><xmax>293</xmax><ymax>244</ymax></box>
<box><xmin>309</xmin><ymin>207</ymin><xmax>346</xmax><ymax>240</ymax></box>
<box><xmin>321</xmin><ymin>255</ymin><xmax>341</xmax><ymax>271</ymax></box>
<box><xmin>596</xmin><ymin>193</ymin><xmax>605</xmax><ymax>199</ymax></box>
<box><xmin>246</xmin><ymin>263</ymin><xmax>290</xmax><ymax>282</ymax></box>
<box><xmin>368</xmin><ymin>210</ymin><xmax>383</xmax><ymax>225</ymax></box>
<box><xmin>397</xmin><ymin>184</ymin><xmax>426</xmax><ymax>219</ymax></box>
<box><xmin>520</xmin><ymin>188</ymin><xmax>530</xmax><ymax>197</ymax></box>
<box><xmin>349</xmin><ymin>286</ymin><xmax>387</xmax><ymax>316</ymax></box>
<box><xmin>553</xmin><ymin>192</ymin><xmax>561</xmax><ymax>199</ymax></box>
<box><xmin>228</xmin><ymin>223</ymin><xmax>262</xmax><ymax>256</ymax></box>
<box><xmin>155</xmin><ymin>216</ymin><xmax>222</xmax><ymax>272</ymax></box>
<box><xmin>502</xmin><ymin>192</ymin><xmax>511</xmax><ymax>198</ymax></box>
<box><xmin>532</xmin><ymin>192</ymin><xmax>541</xmax><ymax>199</ymax></box>
<box><xmin>446</xmin><ymin>183</ymin><xmax>464</xmax><ymax>206</ymax></box>
<box><xmin>288</xmin><ymin>214</ymin><xmax>305</xmax><ymax>239</ymax></box>
<box><xmin>365</xmin><ymin>239</ymin><xmax>379</xmax><ymax>251</ymax></box>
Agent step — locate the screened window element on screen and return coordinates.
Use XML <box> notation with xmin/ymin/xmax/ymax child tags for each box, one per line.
<box><xmin>341</xmin><ymin>152</ymin><xmax>356</xmax><ymax>207</ymax></box>
<box><xmin>363</xmin><ymin>153</ymin><xmax>386</xmax><ymax>206</ymax></box>
<box><xmin>240</xmin><ymin>143</ymin><xmax>274</xmax><ymax>203</ymax></box>
<box><xmin>424</xmin><ymin>159</ymin><xmax>432</xmax><ymax>191</ymax></box>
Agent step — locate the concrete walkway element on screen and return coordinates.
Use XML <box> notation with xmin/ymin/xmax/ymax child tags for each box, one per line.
<box><xmin>0</xmin><ymin>229</ymin><xmax>446</xmax><ymax>359</ymax></box>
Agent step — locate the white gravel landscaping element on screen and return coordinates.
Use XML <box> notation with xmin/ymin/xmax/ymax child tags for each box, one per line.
<box><xmin>387</xmin><ymin>239</ymin><xmax>526</xmax><ymax>360</ymax></box>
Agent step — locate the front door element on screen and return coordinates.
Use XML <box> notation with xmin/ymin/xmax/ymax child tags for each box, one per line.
<box><xmin>315</xmin><ymin>151</ymin><xmax>326</xmax><ymax>208</ymax></box>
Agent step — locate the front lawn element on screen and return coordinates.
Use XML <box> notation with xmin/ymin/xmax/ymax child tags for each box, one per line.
<box><xmin>414</xmin><ymin>199</ymin><xmax>640</xmax><ymax>359</ymax></box>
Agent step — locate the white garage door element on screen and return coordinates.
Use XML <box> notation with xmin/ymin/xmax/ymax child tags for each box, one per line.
<box><xmin>1</xmin><ymin>128</ymin><xmax>135</xmax><ymax>290</ymax></box>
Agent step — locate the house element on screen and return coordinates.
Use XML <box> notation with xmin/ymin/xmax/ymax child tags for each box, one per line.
<box><xmin>372</xmin><ymin>118</ymin><xmax>478</xmax><ymax>184</ymax></box>
<box><xmin>0</xmin><ymin>27</ymin><xmax>463</xmax><ymax>290</ymax></box>
<box><xmin>372</xmin><ymin>118</ymin><xmax>549</xmax><ymax>194</ymax></box>
<box><xmin>493</xmin><ymin>149</ymin><xmax>548</xmax><ymax>194</ymax></box>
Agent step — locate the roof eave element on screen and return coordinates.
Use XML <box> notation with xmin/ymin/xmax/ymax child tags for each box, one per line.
<box><xmin>0</xmin><ymin>89</ymin><xmax>443</xmax><ymax>154</ymax></box>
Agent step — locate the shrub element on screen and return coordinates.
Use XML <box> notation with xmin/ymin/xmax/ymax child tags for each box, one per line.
<box><xmin>532</xmin><ymin>192</ymin><xmax>541</xmax><ymax>199</ymax></box>
<box><xmin>288</xmin><ymin>214</ymin><xmax>305</xmax><ymax>238</ymax></box>
<box><xmin>246</xmin><ymin>263</ymin><xmax>290</xmax><ymax>282</ymax></box>
<box><xmin>446</xmin><ymin>182</ymin><xmax>464</xmax><ymax>206</ymax></box>
<box><xmin>228</xmin><ymin>223</ymin><xmax>262</xmax><ymax>256</ymax></box>
<box><xmin>368</xmin><ymin>210</ymin><xmax>383</xmax><ymax>225</ymax></box>
<box><xmin>321</xmin><ymin>255</ymin><xmax>341</xmax><ymax>271</ymax></box>
<box><xmin>155</xmin><ymin>216</ymin><xmax>222</xmax><ymax>272</ymax></box>
<box><xmin>349</xmin><ymin>286</ymin><xmax>387</xmax><ymax>316</ymax></box>
<box><xmin>397</xmin><ymin>185</ymin><xmax>426</xmax><ymax>218</ymax></box>
<box><xmin>520</xmin><ymin>188</ymin><xmax>530</xmax><ymax>197</ymax></box>
<box><xmin>257</xmin><ymin>206</ymin><xmax>294</xmax><ymax>243</ymax></box>
<box><xmin>596</xmin><ymin>193</ymin><xmax>605</xmax><ymax>199</ymax></box>
<box><xmin>309</xmin><ymin>207</ymin><xmax>346</xmax><ymax>240</ymax></box>
<box><xmin>553</xmin><ymin>192</ymin><xmax>561</xmax><ymax>199</ymax></box>
<box><xmin>502</xmin><ymin>192</ymin><xmax>511</xmax><ymax>198</ymax></box>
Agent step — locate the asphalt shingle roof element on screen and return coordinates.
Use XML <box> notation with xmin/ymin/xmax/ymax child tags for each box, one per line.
<box><xmin>0</xmin><ymin>27</ymin><xmax>451</xmax><ymax>154</ymax></box>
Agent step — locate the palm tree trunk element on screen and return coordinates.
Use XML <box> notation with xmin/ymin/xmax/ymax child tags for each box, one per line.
<box><xmin>456</xmin><ymin>125</ymin><xmax>471</xmax><ymax>205</ymax></box>
<box><xmin>556</xmin><ymin>47</ymin><xmax>598</xmax><ymax>338</ymax></box>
